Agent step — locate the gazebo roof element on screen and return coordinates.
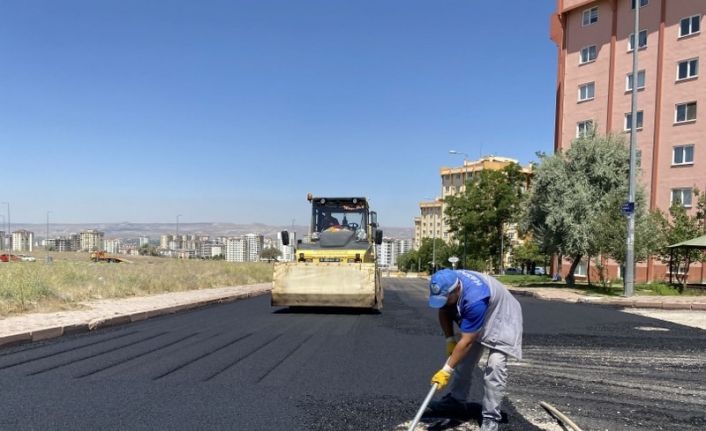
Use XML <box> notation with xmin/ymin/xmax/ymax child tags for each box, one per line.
<box><xmin>667</xmin><ymin>234</ymin><xmax>706</xmax><ymax>250</ymax></box>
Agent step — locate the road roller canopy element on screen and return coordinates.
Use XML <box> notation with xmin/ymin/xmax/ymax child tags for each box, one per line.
<box><xmin>309</xmin><ymin>197</ymin><xmax>370</xmax><ymax>234</ymax></box>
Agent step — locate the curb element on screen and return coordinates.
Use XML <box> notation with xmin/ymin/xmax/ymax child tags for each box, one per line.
<box><xmin>508</xmin><ymin>288</ymin><xmax>705</xmax><ymax>311</ymax></box>
<box><xmin>0</xmin><ymin>287</ymin><xmax>271</xmax><ymax>350</ymax></box>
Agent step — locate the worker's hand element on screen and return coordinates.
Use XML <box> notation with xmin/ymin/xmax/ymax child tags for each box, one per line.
<box><xmin>431</xmin><ymin>364</ymin><xmax>454</xmax><ymax>390</ymax></box>
<box><xmin>445</xmin><ymin>336</ymin><xmax>458</xmax><ymax>357</ymax></box>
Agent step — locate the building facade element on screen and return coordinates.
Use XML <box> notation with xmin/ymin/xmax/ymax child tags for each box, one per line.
<box><xmin>104</xmin><ymin>239</ymin><xmax>122</xmax><ymax>254</ymax></box>
<box><xmin>245</xmin><ymin>233</ymin><xmax>264</xmax><ymax>262</ymax></box>
<box><xmin>551</xmin><ymin>0</ymin><xmax>706</xmax><ymax>281</ymax></box>
<box><xmin>80</xmin><ymin>230</ymin><xmax>104</xmax><ymax>252</ymax></box>
<box><xmin>226</xmin><ymin>237</ymin><xmax>248</xmax><ymax>262</ymax></box>
<box><xmin>12</xmin><ymin>230</ymin><xmax>33</xmax><ymax>252</ymax></box>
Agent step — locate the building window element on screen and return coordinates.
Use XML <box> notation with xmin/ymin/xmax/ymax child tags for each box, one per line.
<box><xmin>631</xmin><ymin>0</ymin><xmax>648</xmax><ymax>8</ymax></box>
<box><xmin>679</xmin><ymin>15</ymin><xmax>701</xmax><ymax>38</ymax></box>
<box><xmin>671</xmin><ymin>188</ymin><xmax>693</xmax><ymax>207</ymax></box>
<box><xmin>578</xmin><ymin>82</ymin><xmax>595</xmax><ymax>101</ymax></box>
<box><xmin>576</xmin><ymin>120</ymin><xmax>594</xmax><ymax>138</ymax></box>
<box><xmin>580</xmin><ymin>45</ymin><xmax>597</xmax><ymax>64</ymax></box>
<box><xmin>624</xmin><ymin>111</ymin><xmax>644</xmax><ymax>131</ymax></box>
<box><xmin>574</xmin><ymin>260</ymin><xmax>587</xmax><ymax>277</ymax></box>
<box><xmin>582</xmin><ymin>7</ymin><xmax>599</xmax><ymax>26</ymax></box>
<box><xmin>675</xmin><ymin>102</ymin><xmax>697</xmax><ymax>123</ymax></box>
<box><xmin>626</xmin><ymin>70</ymin><xmax>646</xmax><ymax>91</ymax></box>
<box><xmin>677</xmin><ymin>58</ymin><xmax>699</xmax><ymax>81</ymax></box>
<box><xmin>672</xmin><ymin>145</ymin><xmax>694</xmax><ymax>165</ymax></box>
<box><xmin>628</xmin><ymin>30</ymin><xmax>648</xmax><ymax>51</ymax></box>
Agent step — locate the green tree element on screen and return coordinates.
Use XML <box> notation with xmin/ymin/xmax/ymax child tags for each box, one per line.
<box><xmin>416</xmin><ymin>238</ymin><xmax>453</xmax><ymax>273</ymax></box>
<box><xmin>260</xmin><ymin>247</ymin><xmax>282</xmax><ymax>262</ymax></box>
<box><xmin>445</xmin><ymin>163</ymin><xmax>526</xmax><ymax>272</ymax></box>
<box><xmin>138</xmin><ymin>243</ymin><xmax>159</xmax><ymax>256</ymax></box>
<box><xmin>523</xmin><ymin>132</ymin><xmax>630</xmax><ymax>285</ymax></box>
<box><xmin>396</xmin><ymin>249</ymin><xmax>419</xmax><ymax>272</ymax></box>
<box><xmin>656</xmin><ymin>190</ymin><xmax>706</xmax><ymax>291</ymax></box>
<box><xmin>511</xmin><ymin>237</ymin><xmax>548</xmax><ymax>274</ymax></box>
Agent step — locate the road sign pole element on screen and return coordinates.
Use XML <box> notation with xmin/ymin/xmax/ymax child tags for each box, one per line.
<box><xmin>625</xmin><ymin>2</ymin><xmax>640</xmax><ymax>297</ymax></box>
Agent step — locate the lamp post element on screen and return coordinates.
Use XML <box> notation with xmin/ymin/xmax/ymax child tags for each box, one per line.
<box><xmin>625</xmin><ymin>0</ymin><xmax>641</xmax><ymax>297</ymax></box>
<box><xmin>449</xmin><ymin>150</ymin><xmax>471</xmax><ymax>269</ymax></box>
<box><xmin>176</xmin><ymin>214</ymin><xmax>182</xmax><ymax>252</ymax></box>
<box><xmin>46</xmin><ymin>211</ymin><xmax>52</xmax><ymax>262</ymax></box>
<box><xmin>2</xmin><ymin>202</ymin><xmax>9</xmax><ymax>251</ymax></box>
<box><xmin>425</xmin><ymin>197</ymin><xmax>439</xmax><ymax>273</ymax></box>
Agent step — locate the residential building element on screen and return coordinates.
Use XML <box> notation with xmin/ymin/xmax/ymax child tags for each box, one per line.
<box><xmin>551</xmin><ymin>0</ymin><xmax>706</xmax><ymax>282</ymax></box>
<box><xmin>12</xmin><ymin>230</ymin><xmax>33</xmax><ymax>252</ymax></box>
<box><xmin>80</xmin><ymin>230</ymin><xmax>104</xmax><ymax>252</ymax></box>
<box><xmin>377</xmin><ymin>237</ymin><xmax>398</xmax><ymax>268</ymax></box>
<box><xmin>414</xmin><ymin>156</ymin><xmax>533</xmax><ymax>250</ymax></box>
<box><xmin>245</xmin><ymin>233</ymin><xmax>264</xmax><ymax>262</ymax></box>
<box><xmin>139</xmin><ymin>236</ymin><xmax>150</xmax><ymax>247</ymax></box>
<box><xmin>398</xmin><ymin>239</ymin><xmax>413</xmax><ymax>256</ymax></box>
<box><xmin>226</xmin><ymin>237</ymin><xmax>248</xmax><ymax>262</ymax></box>
<box><xmin>278</xmin><ymin>231</ymin><xmax>295</xmax><ymax>262</ymax></box>
<box><xmin>160</xmin><ymin>234</ymin><xmax>173</xmax><ymax>249</ymax></box>
<box><xmin>104</xmin><ymin>239</ymin><xmax>122</xmax><ymax>254</ymax></box>
<box><xmin>0</xmin><ymin>231</ymin><xmax>4</xmax><ymax>250</ymax></box>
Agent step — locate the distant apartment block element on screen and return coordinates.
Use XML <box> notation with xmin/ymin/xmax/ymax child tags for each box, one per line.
<box><xmin>12</xmin><ymin>230</ymin><xmax>34</xmax><ymax>252</ymax></box>
<box><xmin>414</xmin><ymin>156</ymin><xmax>532</xmax><ymax>250</ymax></box>
<box><xmin>398</xmin><ymin>239</ymin><xmax>413</xmax><ymax>256</ymax></box>
<box><xmin>245</xmin><ymin>233</ymin><xmax>264</xmax><ymax>262</ymax></box>
<box><xmin>377</xmin><ymin>237</ymin><xmax>398</xmax><ymax>268</ymax></box>
<box><xmin>139</xmin><ymin>236</ymin><xmax>150</xmax><ymax>247</ymax></box>
<box><xmin>277</xmin><ymin>231</ymin><xmax>295</xmax><ymax>262</ymax></box>
<box><xmin>104</xmin><ymin>239</ymin><xmax>122</xmax><ymax>254</ymax></box>
<box><xmin>160</xmin><ymin>234</ymin><xmax>173</xmax><ymax>249</ymax></box>
<box><xmin>226</xmin><ymin>237</ymin><xmax>248</xmax><ymax>262</ymax></box>
<box><xmin>551</xmin><ymin>0</ymin><xmax>706</xmax><ymax>282</ymax></box>
<box><xmin>0</xmin><ymin>231</ymin><xmax>5</xmax><ymax>250</ymax></box>
<box><xmin>80</xmin><ymin>230</ymin><xmax>104</xmax><ymax>252</ymax></box>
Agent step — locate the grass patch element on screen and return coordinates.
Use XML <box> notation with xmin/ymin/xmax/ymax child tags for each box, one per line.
<box><xmin>0</xmin><ymin>253</ymin><xmax>273</xmax><ymax>317</ymax></box>
<box><xmin>496</xmin><ymin>275</ymin><xmax>558</xmax><ymax>286</ymax></box>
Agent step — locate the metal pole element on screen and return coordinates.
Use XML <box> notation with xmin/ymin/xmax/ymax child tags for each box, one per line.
<box><xmin>625</xmin><ymin>2</ymin><xmax>640</xmax><ymax>297</ymax></box>
<box><xmin>432</xmin><ymin>212</ymin><xmax>437</xmax><ymax>273</ymax></box>
<box><xmin>407</xmin><ymin>384</ymin><xmax>438</xmax><ymax>431</ymax></box>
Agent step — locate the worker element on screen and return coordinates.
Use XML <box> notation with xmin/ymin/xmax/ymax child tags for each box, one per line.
<box><xmin>426</xmin><ymin>269</ymin><xmax>523</xmax><ymax>431</ymax></box>
<box><xmin>321</xmin><ymin>211</ymin><xmax>339</xmax><ymax>230</ymax></box>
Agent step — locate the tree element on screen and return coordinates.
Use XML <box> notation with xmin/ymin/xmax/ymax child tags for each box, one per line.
<box><xmin>445</xmin><ymin>164</ymin><xmax>526</xmax><ymax>272</ymax></box>
<box><xmin>655</xmin><ymin>190</ymin><xmax>706</xmax><ymax>291</ymax></box>
<box><xmin>397</xmin><ymin>250</ymin><xmax>419</xmax><ymax>272</ymax></box>
<box><xmin>260</xmin><ymin>247</ymin><xmax>282</xmax><ymax>262</ymax></box>
<box><xmin>523</xmin><ymin>132</ymin><xmax>631</xmax><ymax>285</ymax></box>
<box><xmin>416</xmin><ymin>238</ymin><xmax>453</xmax><ymax>273</ymax></box>
<box><xmin>511</xmin><ymin>237</ymin><xmax>548</xmax><ymax>275</ymax></box>
<box><xmin>138</xmin><ymin>243</ymin><xmax>159</xmax><ymax>256</ymax></box>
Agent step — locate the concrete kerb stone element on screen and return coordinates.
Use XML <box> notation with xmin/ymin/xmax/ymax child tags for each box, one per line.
<box><xmin>31</xmin><ymin>327</ymin><xmax>64</xmax><ymax>342</ymax></box>
<box><xmin>692</xmin><ymin>303</ymin><xmax>706</xmax><ymax>311</ymax></box>
<box><xmin>0</xmin><ymin>332</ymin><xmax>32</xmax><ymax>348</ymax></box>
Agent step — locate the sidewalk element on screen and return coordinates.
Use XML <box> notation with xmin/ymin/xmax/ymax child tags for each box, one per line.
<box><xmin>0</xmin><ymin>283</ymin><xmax>271</xmax><ymax>348</ymax></box>
<box><xmin>509</xmin><ymin>286</ymin><xmax>706</xmax><ymax>310</ymax></box>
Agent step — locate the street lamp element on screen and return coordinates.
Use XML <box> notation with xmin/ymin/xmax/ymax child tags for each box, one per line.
<box><xmin>448</xmin><ymin>150</ymin><xmax>469</xmax><ymax>164</ymax></box>
<box><xmin>625</xmin><ymin>0</ymin><xmax>641</xmax><ymax>297</ymax></box>
<box><xmin>448</xmin><ymin>150</ymin><xmax>472</xmax><ymax>269</ymax></box>
<box><xmin>2</xmin><ymin>202</ymin><xmax>9</xmax><ymax>251</ymax></box>
<box><xmin>424</xmin><ymin>197</ymin><xmax>439</xmax><ymax>273</ymax></box>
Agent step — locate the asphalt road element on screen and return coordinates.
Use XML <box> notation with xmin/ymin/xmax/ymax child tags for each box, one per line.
<box><xmin>1</xmin><ymin>278</ymin><xmax>704</xmax><ymax>430</ymax></box>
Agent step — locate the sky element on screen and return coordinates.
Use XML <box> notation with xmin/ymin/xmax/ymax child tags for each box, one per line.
<box><xmin>1</xmin><ymin>0</ymin><xmax>558</xmax><ymax>228</ymax></box>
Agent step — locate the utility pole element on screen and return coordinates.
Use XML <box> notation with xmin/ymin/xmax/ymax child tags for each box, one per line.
<box><xmin>625</xmin><ymin>1</ymin><xmax>640</xmax><ymax>297</ymax></box>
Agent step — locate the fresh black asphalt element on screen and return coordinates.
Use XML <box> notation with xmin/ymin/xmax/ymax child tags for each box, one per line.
<box><xmin>1</xmin><ymin>278</ymin><xmax>704</xmax><ymax>430</ymax></box>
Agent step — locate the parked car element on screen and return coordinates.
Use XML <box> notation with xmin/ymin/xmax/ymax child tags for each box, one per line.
<box><xmin>504</xmin><ymin>267</ymin><xmax>521</xmax><ymax>275</ymax></box>
<box><xmin>19</xmin><ymin>255</ymin><xmax>37</xmax><ymax>262</ymax></box>
<box><xmin>534</xmin><ymin>267</ymin><xmax>546</xmax><ymax>275</ymax></box>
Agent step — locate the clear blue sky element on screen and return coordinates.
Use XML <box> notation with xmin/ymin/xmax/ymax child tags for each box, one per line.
<box><xmin>1</xmin><ymin>0</ymin><xmax>558</xmax><ymax>227</ymax></box>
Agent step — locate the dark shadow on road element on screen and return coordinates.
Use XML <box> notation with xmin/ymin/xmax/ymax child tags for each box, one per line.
<box><xmin>273</xmin><ymin>306</ymin><xmax>381</xmax><ymax>315</ymax></box>
<box><xmin>421</xmin><ymin>400</ymin><xmax>543</xmax><ymax>431</ymax></box>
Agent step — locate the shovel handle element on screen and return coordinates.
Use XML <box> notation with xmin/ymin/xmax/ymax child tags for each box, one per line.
<box><xmin>407</xmin><ymin>383</ymin><xmax>438</xmax><ymax>431</ymax></box>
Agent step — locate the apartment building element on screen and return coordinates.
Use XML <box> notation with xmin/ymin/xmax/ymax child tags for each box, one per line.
<box><xmin>80</xmin><ymin>230</ymin><xmax>104</xmax><ymax>252</ymax></box>
<box><xmin>551</xmin><ymin>0</ymin><xmax>706</xmax><ymax>281</ymax></box>
<box><xmin>226</xmin><ymin>236</ymin><xmax>248</xmax><ymax>262</ymax></box>
<box><xmin>414</xmin><ymin>156</ymin><xmax>533</xmax><ymax>250</ymax></box>
<box><xmin>245</xmin><ymin>233</ymin><xmax>264</xmax><ymax>262</ymax></box>
<box><xmin>139</xmin><ymin>236</ymin><xmax>150</xmax><ymax>247</ymax></box>
<box><xmin>160</xmin><ymin>234</ymin><xmax>173</xmax><ymax>249</ymax></box>
<box><xmin>12</xmin><ymin>230</ymin><xmax>33</xmax><ymax>252</ymax></box>
<box><xmin>277</xmin><ymin>231</ymin><xmax>295</xmax><ymax>262</ymax></box>
<box><xmin>104</xmin><ymin>239</ymin><xmax>122</xmax><ymax>254</ymax></box>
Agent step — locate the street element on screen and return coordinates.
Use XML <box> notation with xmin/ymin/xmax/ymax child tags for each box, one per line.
<box><xmin>1</xmin><ymin>278</ymin><xmax>704</xmax><ymax>430</ymax></box>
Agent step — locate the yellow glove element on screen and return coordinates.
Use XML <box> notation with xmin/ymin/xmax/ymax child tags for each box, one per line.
<box><xmin>431</xmin><ymin>364</ymin><xmax>454</xmax><ymax>390</ymax></box>
<box><xmin>445</xmin><ymin>336</ymin><xmax>457</xmax><ymax>357</ymax></box>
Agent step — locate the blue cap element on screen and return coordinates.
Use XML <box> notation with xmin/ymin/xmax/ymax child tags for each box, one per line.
<box><xmin>428</xmin><ymin>269</ymin><xmax>459</xmax><ymax>308</ymax></box>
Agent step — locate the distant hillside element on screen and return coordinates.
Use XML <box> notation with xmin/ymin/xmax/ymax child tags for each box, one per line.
<box><xmin>10</xmin><ymin>222</ymin><xmax>413</xmax><ymax>241</ymax></box>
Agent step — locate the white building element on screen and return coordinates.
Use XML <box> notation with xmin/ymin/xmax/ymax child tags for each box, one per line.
<box><xmin>377</xmin><ymin>237</ymin><xmax>398</xmax><ymax>268</ymax></box>
<box><xmin>226</xmin><ymin>237</ymin><xmax>248</xmax><ymax>262</ymax></box>
<box><xmin>104</xmin><ymin>239</ymin><xmax>122</xmax><ymax>254</ymax></box>
<box><xmin>245</xmin><ymin>233</ymin><xmax>264</xmax><ymax>262</ymax></box>
<box><xmin>277</xmin><ymin>231</ymin><xmax>295</xmax><ymax>262</ymax></box>
<box><xmin>160</xmin><ymin>234</ymin><xmax>173</xmax><ymax>249</ymax></box>
<box><xmin>12</xmin><ymin>230</ymin><xmax>34</xmax><ymax>252</ymax></box>
<box><xmin>80</xmin><ymin>230</ymin><xmax>104</xmax><ymax>252</ymax></box>
<box><xmin>398</xmin><ymin>239</ymin><xmax>413</xmax><ymax>255</ymax></box>
<box><xmin>139</xmin><ymin>236</ymin><xmax>150</xmax><ymax>247</ymax></box>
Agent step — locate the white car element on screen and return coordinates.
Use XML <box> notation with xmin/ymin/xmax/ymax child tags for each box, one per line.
<box><xmin>18</xmin><ymin>255</ymin><xmax>36</xmax><ymax>262</ymax></box>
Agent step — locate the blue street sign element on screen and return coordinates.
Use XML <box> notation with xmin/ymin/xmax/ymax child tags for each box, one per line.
<box><xmin>621</xmin><ymin>202</ymin><xmax>635</xmax><ymax>216</ymax></box>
